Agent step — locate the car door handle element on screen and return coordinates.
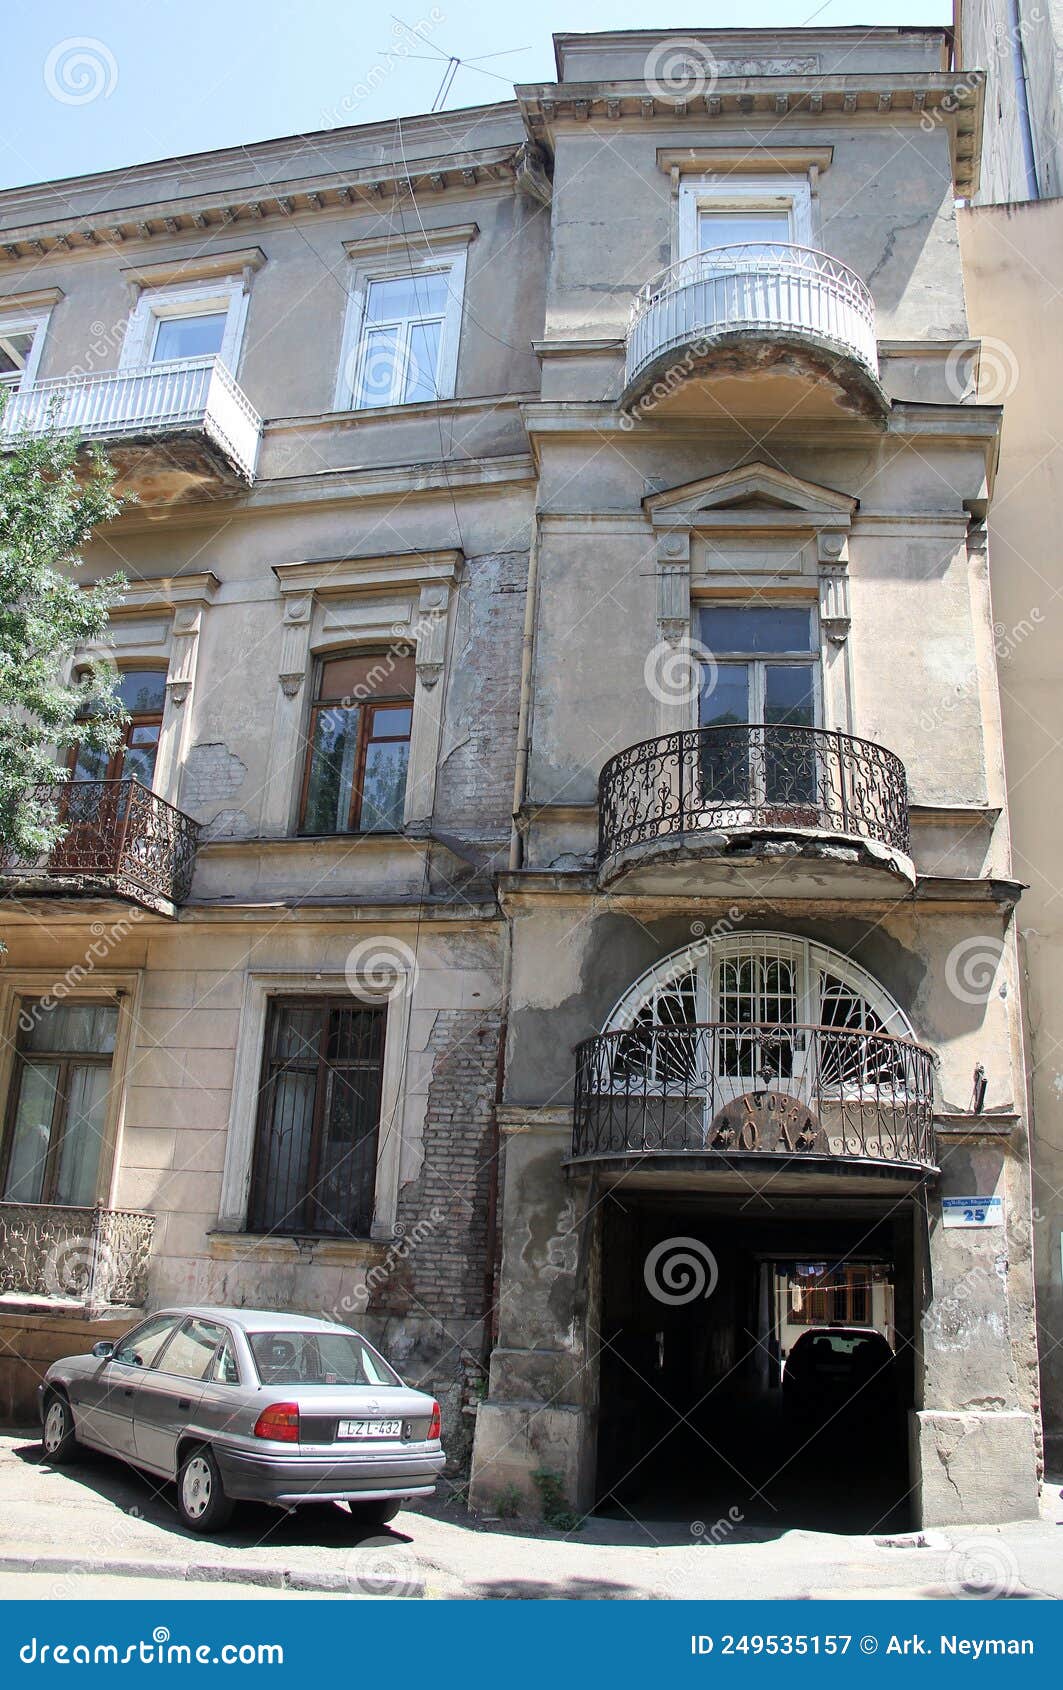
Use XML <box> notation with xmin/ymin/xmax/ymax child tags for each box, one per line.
<box><xmin>178</xmin><ymin>1399</ymin><xmax>191</xmax><ymax>1411</ymax></box>
<box><xmin>123</xmin><ymin>1388</ymin><xmax>135</xmax><ymax>1398</ymax></box>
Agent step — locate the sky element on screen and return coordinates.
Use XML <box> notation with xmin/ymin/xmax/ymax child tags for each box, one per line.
<box><xmin>3</xmin><ymin>0</ymin><xmax>951</xmax><ymax>193</ymax></box>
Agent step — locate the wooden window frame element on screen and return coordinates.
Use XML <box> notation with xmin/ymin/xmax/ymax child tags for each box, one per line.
<box><xmin>0</xmin><ymin>1000</ymin><xmax>117</xmax><ymax>1206</ymax></box>
<box><xmin>67</xmin><ymin>664</ymin><xmax>169</xmax><ymax>789</ymax></box>
<box><xmin>247</xmin><ymin>995</ymin><xmax>386</xmax><ymax>1240</ymax></box>
<box><xmin>298</xmin><ymin>656</ymin><xmax>413</xmax><ymax>837</ymax></box>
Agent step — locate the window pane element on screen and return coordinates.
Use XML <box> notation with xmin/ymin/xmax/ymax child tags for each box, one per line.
<box><xmin>699</xmin><ymin>665</ymin><xmax>750</xmax><ymax>801</ymax></box>
<box><xmin>358</xmin><ymin>739</ymin><xmax>409</xmax><ymax>832</ymax></box>
<box><xmin>356</xmin><ymin>325</ymin><xmax>400</xmax><ymax>407</ymax></box>
<box><xmin>250</xmin><ymin>1069</ymin><xmax>317</xmax><ymax>1233</ymax></box>
<box><xmin>764</xmin><ymin>665</ymin><xmax>817</xmax><ymax>802</ymax></box>
<box><xmin>152</xmin><ymin>311</ymin><xmax>226</xmax><ymax>361</ymax></box>
<box><xmin>366</xmin><ymin>272</ymin><xmax>448</xmax><ymax>323</ymax></box>
<box><xmin>113</xmin><ymin>1315</ymin><xmax>182</xmax><ymax>1369</ymax></box>
<box><xmin>121</xmin><ymin>727</ymin><xmax>159</xmax><ymax>788</ymax></box>
<box><xmin>159</xmin><ymin>1317</ymin><xmax>227</xmax><ymax>1380</ymax></box>
<box><xmin>319</xmin><ymin>651</ymin><xmax>415</xmax><ymax>702</ymax></box>
<box><xmin>303</xmin><ymin>705</ymin><xmax>360</xmax><ymax>834</ymax></box>
<box><xmin>212</xmin><ymin>1335</ymin><xmax>240</xmax><ymax>1384</ymax></box>
<box><xmin>699</xmin><ymin>606</ymin><xmax>813</xmax><ymax>654</ymax></box>
<box><xmin>117</xmin><ymin>670</ymin><xmax>167</xmax><ymax>714</ymax></box>
<box><xmin>698</xmin><ymin>210</ymin><xmax>791</xmax><ymax>249</ymax></box>
<box><xmin>764</xmin><ymin>665</ymin><xmax>816</xmax><ymax>727</ymax></box>
<box><xmin>249</xmin><ymin>1329</ymin><xmax>399</xmax><ymax>1387</ymax></box>
<box><xmin>20</xmin><ymin>1001</ymin><xmax>118</xmax><ymax>1056</ymax></box>
<box><xmin>52</xmin><ymin>1063</ymin><xmax>110</xmax><ymax>1205</ymax></box>
<box><xmin>2</xmin><ymin>1061</ymin><xmax>59</xmax><ymax>1202</ymax></box>
<box><xmin>404</xmin><ymin>318</ymin><xmax>442</xmax><ymax>403</ymax></box>
<box><xmin>700</xmin><ymin>663</ymin><xmax>750</xmax><ymax>727</ymax></box>
<box><xmin>316</xmin><ymin>1062</ymin><xmax>382</xmax><ymax>1234</ymax></box>
<box><xmin>71</xmin><ymin>743</ymin><xmax>110</xmax><ymax>782</ymax></box>
<box><xmin>371</xmin><ymin>706</ymin><xmax>413</xmax><ymax>738</ymax></box>
<box><xmin>0</xmin><ymin>328</ymin><xmax>34</xmax><ymax>380</ymax></box>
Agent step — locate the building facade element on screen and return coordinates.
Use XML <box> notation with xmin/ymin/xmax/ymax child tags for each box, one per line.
<box><xmin>0</xmin><ymin>26</ymin><xmax>1046</xmax><ymax>1526</ymax></box>
<box><xmin>955</xmin><ymin>0</ymin><xmax>1063</xmax><ymax>1470</ymax></box>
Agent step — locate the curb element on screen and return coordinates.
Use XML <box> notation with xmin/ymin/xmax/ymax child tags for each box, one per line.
<box><xmin>0</xmin><ymin>1554</ymin><xmax>425</xmax><ymax>1598</ymax></box>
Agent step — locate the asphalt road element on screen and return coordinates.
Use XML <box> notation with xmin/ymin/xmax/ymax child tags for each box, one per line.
<box><xmin>1</xmin><ymin>1433</ymin><xmax>1061</xmax><ymax>1601</ymax></box>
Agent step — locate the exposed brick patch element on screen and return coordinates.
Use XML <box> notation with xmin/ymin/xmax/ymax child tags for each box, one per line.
<box><xmin>181</xmin><ymin>743</ymin><xmax>247</xmax><ymax>812</ymax></box>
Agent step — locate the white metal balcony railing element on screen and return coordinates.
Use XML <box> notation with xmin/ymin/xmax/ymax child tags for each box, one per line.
<box><xmin>1</xmin><ymin>355</ymin><xmax>262</xmax><ymax>482</ymax></box>
<box><xmin>626</xmin><ymin>243</ymin><xmax>879</xmax><ymax>392</ymax></box>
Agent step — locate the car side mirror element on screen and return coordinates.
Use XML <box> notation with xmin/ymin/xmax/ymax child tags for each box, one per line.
<box><xmin>92</xmin><ymin>1341</ymin><xmax>115</xmax><ymax>1360</ymax></box>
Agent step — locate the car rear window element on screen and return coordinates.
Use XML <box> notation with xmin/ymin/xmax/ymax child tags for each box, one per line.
<box><xmin>798</xmin><ymin>1333</ymin><xmax>890</xmax><ymax>1363</ymax></box>
<box><xmin>248</xmin><ymin>1329</ymin><xmax>400</xmax><ymax>1387</ymax></box>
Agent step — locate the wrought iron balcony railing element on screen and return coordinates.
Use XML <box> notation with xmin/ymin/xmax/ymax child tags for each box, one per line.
<box><xmin>625</xmin><ymin>243</ymin><xmax>879</xmax><ymax>395</ymax></box>
<box><xmin>7</xmin><ymin>779</ymin><xmax>199</xmax><ymax>913</ymax></box>
<box><xmin>598</xmin><ymin>723</ymin><xmax>910</xmax><ymax>868</ymax></box>
<box><xmin>1</xmin><ymin>355</ymin><xmax>262</xmax><ymax>483</ymax></box>
<box><xmin>0</xmin><ymin>1203</ymin><xmax>156</xmax><ymax>1309</ymax></box>
<box><xmin>574</xmin><ymin>1022</ymin><xmax>936</xmax><ymax>1170</ymax></box>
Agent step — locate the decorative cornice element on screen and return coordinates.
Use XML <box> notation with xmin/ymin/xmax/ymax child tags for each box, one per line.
<box><xmin>0</xmin><ymin>145</ymin><xmax>538</xmax><ymax>268</ymax></box>
<box><xmin>0</xmin><ymin>284</ymin><xmax>63</xmax><ymax>314</ymax></box>
<box><xmin>119</xmin><ymin>246</ymin><xmax>266</xmax><ymax>294</ymax></box>
<box><xmin>273</xmin><ymin>549</ymin><xmax>463</xmax><ymax>599</ymax></box>
<box><xmin>342</xmin><ymin>222</ymin><xmax>478</xmax><ymax>260</ymax></box>
<box><xmin>656</xmin><ymin>146</ymin><xmax>834</xmax><ymax>177</ymax></box>
<box><xmin>517</xmin><ymin>73</ymin><xmax>983</xmax><ymax>197</ymax></box>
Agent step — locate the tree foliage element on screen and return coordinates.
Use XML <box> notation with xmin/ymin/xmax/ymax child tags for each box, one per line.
<box><xmin>0</xmin><ymin>413</ymin><xmax>128</xmax><ymax>857</ymax></box>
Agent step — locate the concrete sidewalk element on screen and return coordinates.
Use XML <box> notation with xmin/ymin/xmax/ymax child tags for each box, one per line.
<box><xmin>1</xmin><ymin>1434</ymin><xmax>1060</xmax><ymax>1601</ymax></box>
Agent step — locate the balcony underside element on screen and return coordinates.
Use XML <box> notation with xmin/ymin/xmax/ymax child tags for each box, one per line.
<box><xmin>566</xmin><ymin>1150</ymin><xmax>934</xmax><ymax>1197</ymax></box>
<box><xmin>623</xmin><ymin>328</ymin><xmax>890</xmax><ymax>423</ymax></box>
<box><xmin>600</xmin><ymin>824</ymin><xmax>916</xmax><ymax>896</ymax></box>
<box><xmin>101</xmin><ymin>429</ymin><xmax>255</xmax><ymax>503</ymax></box>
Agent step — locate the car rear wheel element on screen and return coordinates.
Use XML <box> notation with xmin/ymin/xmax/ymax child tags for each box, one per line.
<box><xmin>346</xmin><ymin>1499</ymin><xmax>402</xmax><ymax>1528</ymax></box>
<box><xmin>41</xmin><ymin>1392</ymin><xmax>79</xmax><ymax>1465</ymax></box>
<box><xmin>177</xmin><ymin>1447</ymin><xmax>234</xmax><ymax>1534</ymax></box>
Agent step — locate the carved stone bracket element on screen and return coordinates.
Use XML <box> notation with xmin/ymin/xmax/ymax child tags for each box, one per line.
<box><xmin>817</xmin><ymin>530</ymin><xmax>851</xmax><ymax>643</ymax></box>
<box><xmin>278</xmin><ymin>593</ymin><xmax>313</xmax><ymax>696</ymax></box>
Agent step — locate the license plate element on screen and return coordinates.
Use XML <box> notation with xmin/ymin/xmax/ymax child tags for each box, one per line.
<box><xmin>337</xmin><ymin>1418</ymin><xmax>402</xmax><ymax>1440</ymax></box>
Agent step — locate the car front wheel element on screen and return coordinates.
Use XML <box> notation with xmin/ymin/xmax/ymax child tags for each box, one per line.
<box><xmin>41</xmin><ymin>1392</ymin><xmax>79</xmax><ymax>1465</ymax></box>
<box><xmin>177</xmin><ymin>1446</ymin><xmax>234</xmax><ymax>1534</ymax></box>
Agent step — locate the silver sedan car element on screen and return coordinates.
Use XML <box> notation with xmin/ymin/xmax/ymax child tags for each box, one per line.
<box><xmin>38</xmin><ymin>1307</ymin><xmax>445</xmax><ymax>1533</ymax></box>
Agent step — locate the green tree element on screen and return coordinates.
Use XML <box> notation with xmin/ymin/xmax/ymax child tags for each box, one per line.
<box><xmin>0</xmin><ymin>412</ymin><xmax>128</xmax><ymax>859</ymax></box>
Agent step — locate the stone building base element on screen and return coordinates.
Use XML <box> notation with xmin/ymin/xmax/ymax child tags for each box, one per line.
<box><xmin>469</xmin><ymin>1400</ymin><xmax>593</xmax><ymax>1514</ymax></box>
<box><xmin>911</xmin><ymin>1409</ymin><xmax>1040</xmax><ymax>1525</ymax></box>
<box><xmin>0</xmin><ymin>1304</ymin><xmax>141</xmax><ymax>1424</ymax></box>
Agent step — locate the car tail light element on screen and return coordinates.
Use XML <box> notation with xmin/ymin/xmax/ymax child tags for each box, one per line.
<box><xmin>428</xmin><ymin>1401</ymin><xmax>441</xmax><ymax>1441</ymax></box>
<box><xmin>253</xmin><ymin>1402</ymin><xmax>300</xmax><ymax>1443</ymax></box>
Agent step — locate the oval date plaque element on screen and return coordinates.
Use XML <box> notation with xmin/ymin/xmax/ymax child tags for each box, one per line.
<box><xmin>708</xmin><ymin>1089</ymin><xmax>825</xmax><ymax>1153</ymax></box>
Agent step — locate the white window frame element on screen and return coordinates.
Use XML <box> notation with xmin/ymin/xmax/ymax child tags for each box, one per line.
<box><xmin>119</xmin><ymin>278</ymin><xmax>248</xmax><ymax>373</ymax></box>
<box><xmin>677</xmin><ymin>175</ymin><xmax>814</xmax><ymax>261</ymax></box>
<box><xmin>695</xmin><ymin>601</ymin><xmax>824</xmax><ymax>732</ymax></box>
<box><xmin>0</xmin><ymin>309</ymin><xmax>50</xmax><ymax>392</ymax></box>
<box><xmin>335</xmin><ymin>243</ymin><xmax>468</xmax><ymax>413</ymax></box>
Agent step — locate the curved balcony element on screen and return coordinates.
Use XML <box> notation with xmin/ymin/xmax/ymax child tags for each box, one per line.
<box><xmin>598</xmin><ymin>723</ymin><xmax>910</xmax><ymax>884</ymax></box>
<box><xmin>573</xmin><ymin>1022</ymin><xmax>936</xmax><ymax>1178</ymax></box>
<box><xmin>623</xmin><ymin>244</ymin><xmax>886</xmax><ymax>420</ymax></box>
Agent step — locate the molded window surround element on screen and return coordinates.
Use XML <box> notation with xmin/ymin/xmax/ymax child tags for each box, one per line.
<box><xmin>334</xmin><ymin>228</ymin><xmax>475</xmax><ymax>412</ymax></box>
<box><xmin>677</xmin><ymin>175</ymin><xmax>814</xmax><ymax>260</ymax></box>
<box><xmin>0</xmin><ymin>307</ymin><xmax>51</xmax><ymax>391</ymax></box>
<box><xmin>120</xmin><ymin>278</ymin><xmax>249</xmax><ymax>372</ymax></box>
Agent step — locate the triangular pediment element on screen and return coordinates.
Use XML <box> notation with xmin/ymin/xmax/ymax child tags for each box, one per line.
<box><xmin>644</xmin><ymin>461</ymin><xmax>857</xmax><ymax>527</ymax></box>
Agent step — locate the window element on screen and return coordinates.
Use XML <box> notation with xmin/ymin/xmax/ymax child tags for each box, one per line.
<box><xmin>697</xmin><ymin>604</ymin><xmax>819</xmax><ymax>805</ymax></box>
<box><xmin>1</xmin><ymin>1000</ymin><xmax>118</xmax><ymax>1207</ymax></box>
<box><xmin>210</xmin><ymin>1334</ymin><xmax>241</xmax><ymax>1385</ymax></box>
<box><xmin>69</xmin><ymin>668</ymin><xmax>167</xmax><ymax>788</ymax></box>
<box><xmin>300</xmin><ymin>651</ymin><xmax>414</xmax><ymax>835</ymax></box>
<box><xmin>121</xmin><ymin>281</ymin><xmax>248</xmax><ymax>371</ymax></box>
<box><xmin>112</xmin><ymin>1315</ymin><xmax>182</xmax><ymax>1369</ymax></box>
<box><xmin>249</xmin><ymin>1328</ymin><xmax>399</xmax><ymax>1387</ymax></box>
<box><xmin>0</xmin><ymin>311</ymin><xmax>48</xmax><ymax>393</ymax></box>
<box><xmin>151</xmin><ymin>310</ymin><xmax>226</xmax><ymax>362</ymax></box>
<box><xmin>248</xmin><ymin>998</ymin><xmax>387</xmax><ymax>1238</ymax></box>
<box><xmin>157</xmin><ymin>1317</ymin><xmax>230</xmax><ymax>1380</ymax></box>
<box><xmin>677</xmin><ymin>176</ymin><xmax>813</xmax><ymax>260</ymax></box>
<box><xmin>337</xmin><ymin>242</ymin><xmax>469</xmax><ymax>411</ymax></box>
